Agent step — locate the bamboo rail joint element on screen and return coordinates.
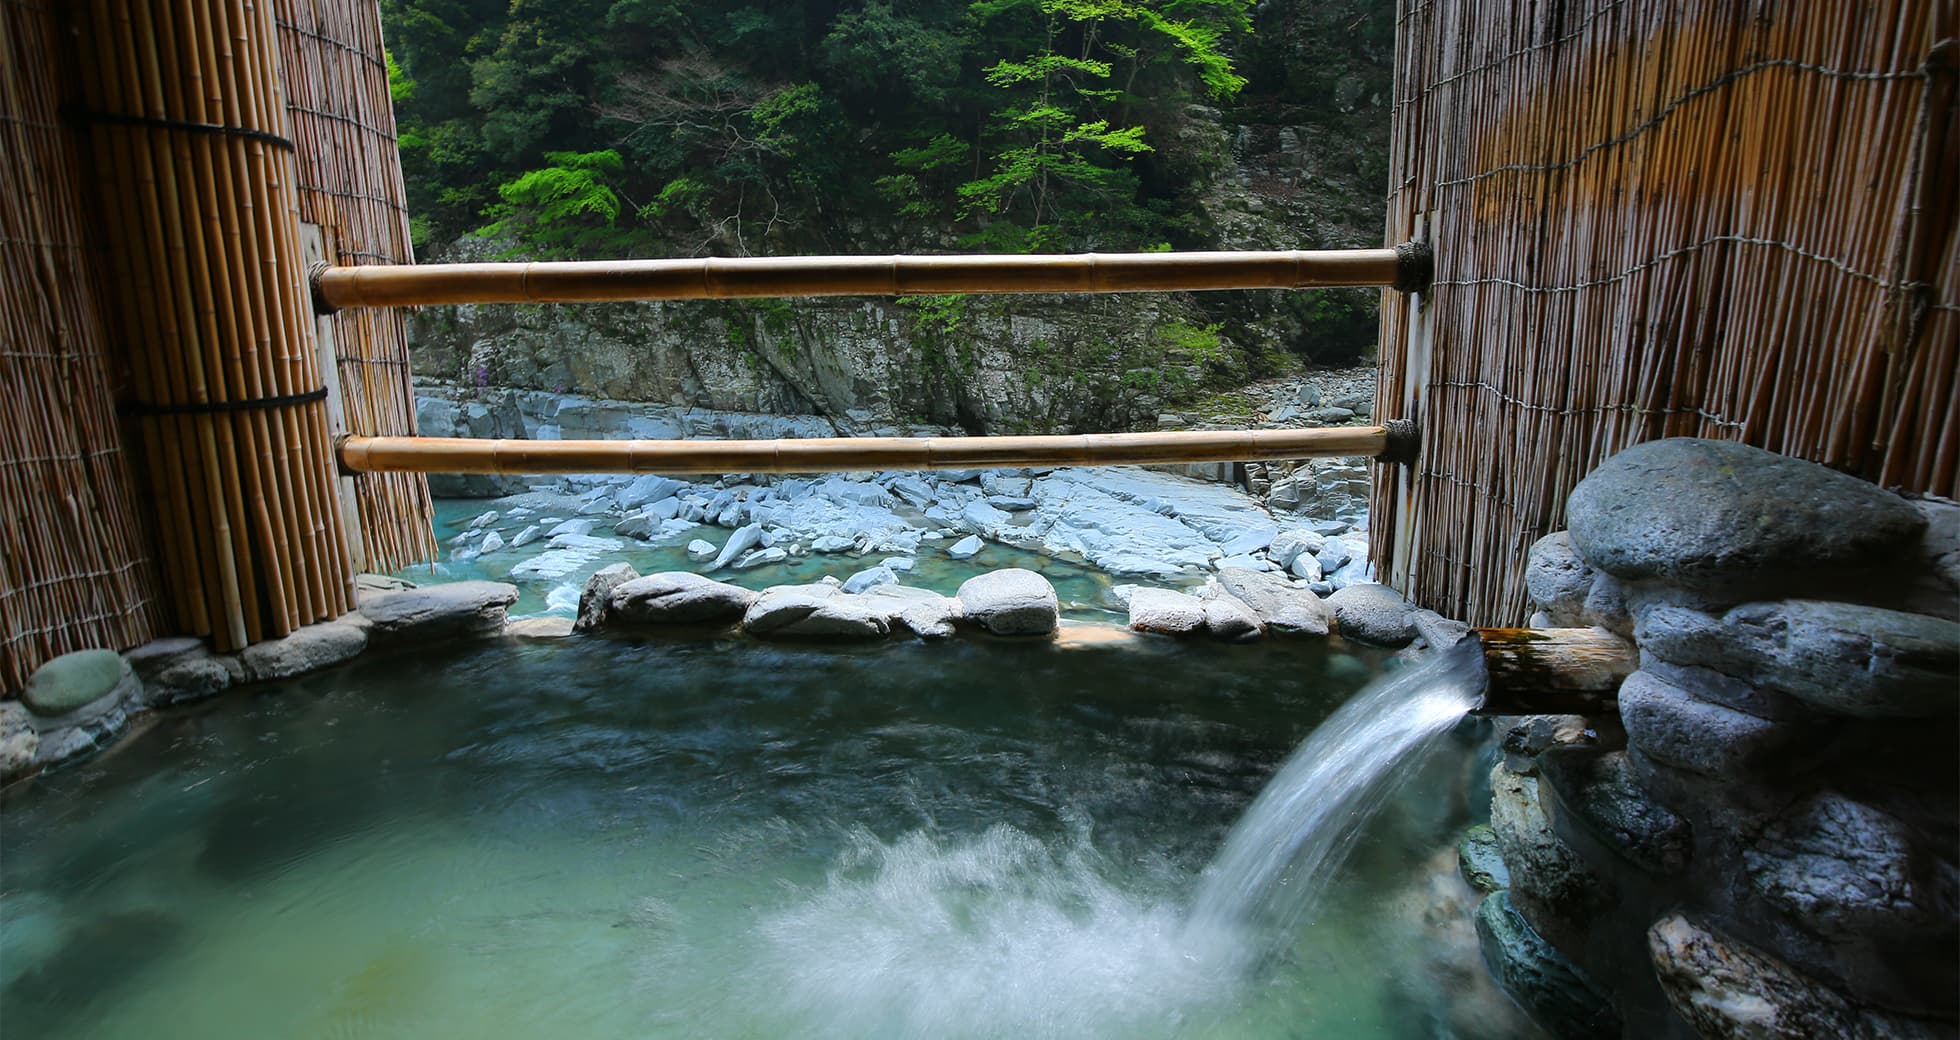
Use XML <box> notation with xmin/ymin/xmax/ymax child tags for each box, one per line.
<box><xmin>310</xmin><ymin>246</ymin><xmax>1420</xmax><ymax>312</ymax></box>
<box><xmin>337</xmin><ymin>425</ymin><xmax>1405</xmax><ymax>476</ymax></box>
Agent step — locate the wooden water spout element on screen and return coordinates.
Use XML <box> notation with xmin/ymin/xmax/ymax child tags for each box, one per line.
<box><xmin>1469</xmin><ymin>628</ymin><xmax>1635</xmax><ymax>716</ymax></box>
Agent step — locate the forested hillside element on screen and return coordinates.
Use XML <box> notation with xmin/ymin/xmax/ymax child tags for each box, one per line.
<box><xmin>382</xmin><ymin>0</ymin><xmax>1394</xmax><ymax>430</ymax></box>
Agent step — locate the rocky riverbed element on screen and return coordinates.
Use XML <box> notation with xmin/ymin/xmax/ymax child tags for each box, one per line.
<box><xmin>407</xmin><ymin>370</ymin><xmax>1384</xmax><ymax>621</ymax></box>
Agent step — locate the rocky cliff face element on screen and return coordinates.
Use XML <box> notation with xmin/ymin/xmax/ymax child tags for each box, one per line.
<box><xmin>409</xmin><ymin>276</ymin><xmax>1219</xmax><ymax>436</ymax></box>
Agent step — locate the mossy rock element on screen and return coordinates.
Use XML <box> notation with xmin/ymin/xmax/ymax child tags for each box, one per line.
<box><xmin>1457</xmin><ymin>824</ymin><xmax>1511</xmax><ymax>894</ymax></box>
<box><xmin>22</xmin><ymin>650</ymin><xmax>130</xmax><ymax>717</ymax></box>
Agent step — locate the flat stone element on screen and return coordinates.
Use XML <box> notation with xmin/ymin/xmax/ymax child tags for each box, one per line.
<box><xmin>1457</xmin><ymin>824</ymin><xmax>1511</xmax><ymax>894</ymax></box>
<box><xmin>23</xmin><ymin>650</ymin><xmax>130</xmax><ymax>718</ymax></box>
<box><xmin>1202</xmin><ymin>596</ymin><xmax>1264</xmax><ymax>642</ymax></box>
<box><xmin>126</xmin><ymin>639</ymin><xmax>237</xmax><ymax>708</ymax></box>
<box><xmin>1525</xmin><ymin>532</ymin><xmax>1594</xmax><ymax>626</ymax></box>
<box><xmin>743</xmin><ymin>587</ymin><xmax>889</xmax><ymax>639</ymax></box>
<box><xmin>1128</xmin><ymin>587</ymin><xmax>1208</xmax><ymax>635</ymax></box>
<box><xmin>1409</xmin><ymin>609</ymin><xmax>1473</xmax><ymax>651</ymax></box>
<box><xmin>610</xmin><ymin>572</ymin><xmax>756</xmax><ymax>625</ymax></box>
<box><xmin>1327</xmin><ymin>583</ymin><xmax>1417</xmax><ymax>647</ymax></box>
<box><xmin>956</xmin><ymin>569</ymin><xmax>1059</xmax><ymax>636</ymax></box>
<box><xmin>733</xmin><ymin>546</ymin><xmax>788</xmax><ymax>569</ymax></box>
<box><xmin>1744</xmin><ymin>792</ymin><xmax>1944</xmax><ymax>936</ymax></box>
<box><xmin>237</xmin><ymin>622</ymin><xmax>367</xmax><ymax>683</ymax></box>
<box><xmin>841</xmin><ymin>565</ymin><xmax>898</xmax><ymax>595</ymax></box>
<box><xmin>1640</xmin><ymin>600</ymin><xmax>1958</xmax><ymax>719</ymax></box>
<box><xmin>1498</xmin><ymin>715</ymin><xmax>1598</xmax><ymax>776</ymax></box>
<box><xmin>1617</xmin><ymin>669</ymin><xmax>1788</xmax><ymax>776</ymax></box>
<box><xmin>710</xmin><ymin>523</ymin><xmax>763</xmax><ymax>570</ymax></box>
<box><xmin>1566</xmin><ymin>438</ymin><xmax>1926</xmax><ymax>596</ymax></box>
<box><xmin>1267</xmin><ymin>529</ymin><xmax>1325</xmax><ymax>569</ymax></box>
<box><xmin>510</xmin><ymin>524</ymin><xmax>541</xmax><ymax>548</ymax></box>
<box><xmin>1287</xmin><ymin>553</ymin><xmax>1324</xmax><ymax>582</ymax></box>
<box><xmin>1475</xmin><ymin>891</ymin><xmax>1619</xmax><ymax>1038</ymax></box>
<box><xmin>360</xmin><ymin>581</ymin><xmax>520</xmax><ymax>642</ymax></box>
<box><xmin>685</xmin><ymin>539</ymin><xmax>717</xmax><ymax>561</ymax></box>
<box><xmin>575</xmin><ymin>563</ymin><xmax>640</xmax><ymax>632</ymax></box>
<box><xmin>1</xmin><ymin>702</ymin><xmax>39</xmax><ymax>781</ymax></box>
<box><xmin>1213</xmin><ymin>567</ymin><xmax>1333</xmax><ymax>635</ymax></box>
<box><xmin>1537</xmin><ymin>747</ymin><xmax>1691</xmax><ymax>875</ymax></box>
<box><xmin>1488</xmin><ymin>764</ymin><xmax>1606</xmax><ymax>919</ymax></box>
<box><xmin>504</xmin><ymin>617</ymin><xmax>575</xmax><ymax>638</ymax></box>
<box><xmin>1649</xmin><ymin>912</ymin><xmax>1892</xmax><ymax>1040</ymax></box>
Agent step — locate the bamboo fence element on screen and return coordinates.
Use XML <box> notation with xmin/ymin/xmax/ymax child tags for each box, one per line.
<box><xmin>311</xmin><ymin>248</ymin><xmax>1412</xmax><ymax>309</ymax></box>
<box><xmin>0</xmin><ymin>0</ymin><xmax>163</xmax><ymax>690</ymax></box>
<box><xmin>274</xmin><ymin>0</ymin><xmax>435</xmax><ymax>570</ymax></box>
<box><xmin>68</xmin><ymin>0</ymin><xmax>355</xmax><ymax>652</ymax></box>
<box><xmin>338</xmin><ymin>425</ymin><xmax>1404</xmax><ymax>476</ymax></box>
<box><xmin>1373</xmin><ymin>0</ymin><xmax>1960</xmax><ymax>627</ymax></box>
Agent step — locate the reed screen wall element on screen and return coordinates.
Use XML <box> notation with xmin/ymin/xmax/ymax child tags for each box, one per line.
<box><xmin>274</xmin><ymin>0</ymin><xmax>436</xmax><ymax>572</ymax></box>
<box><xmin>68</xmin><ymin>0</ymin><xmax>356</xmax><ymax>652</ymax></box>
<box><xmin>1372</xmin><ymin>0</ymin><xmax>1959</xmax><ymax>627</ymax></box>
<box><xmin>0</xmin><ymin>0</ymin><xmax>165</xmax><ymax>691</ymax></box>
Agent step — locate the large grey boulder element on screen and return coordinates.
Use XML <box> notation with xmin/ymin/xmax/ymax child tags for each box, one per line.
<box><xmin>574</xmin><ymin>563</ymin><xmax>640</xmax><ymax>632</ymax></box>
<box><xmin>1524</xmin><ymin>532</ymin><xmax>1594</xmax><ymax>626</ymax></box>
<box><xmin>1214</xmin><ymin>567</ymin><xmax>1333</xmax><ymax>635</ymax></box>
<box><xmin>360</xmin><ymin>580</ymin><xmax>520</xmax><ymax>642</ymax></box>
<box><xmin>237</xmin><ymin>621</ymin><xmax>368</xmax><ymax>683</ymax></box>
<box><xmin>610</xmin><ymin>572</ymin><xmax>756</xmax><ymax>625</ymax></box>
<box><xmin>1475</xmin><ymin>891</ymin><xmax>1619</xmax><ymax>1038</ymax></box>
<box><xmin>1743</xmin><ymin>792</ymin><xmax>1943</xmax><ymax>936</ymax></box>
<box><xmin>1648</xmin><ymin>912</ymin><xmax>1902</xmax><ymax>1040</ymax></box>
<box><xmin>22</xmin><ymin>649</ymin><xmax>133</xmax><ymax>720</ymax></box>
<box><xmin>1637</xmin><ymin>600</ymin><xmax>1958</xmax><ymax>719</ymax></box>
<box><xmin>1616</xmin><ymin>669</ymin><xmax>1787</xmax><ymax>777</ymax></box>
<box><xmin>1127</xmin><ymin>588</ymin><xmax>1208</xmax><ymax>635</ymax></box>
<box><xmin>1327</xmin><ymin>583</ymin><xmax>1417</xmax><ymax>647</ymax></box>
<box><xmin>743</xmin><ymin>586</ymin><xmax>890</xmax><ymax>639</ymax></box>
<box><xmin>1566</xmin><ymin>438</ymin><xmax>1925</xmax><ymax>596</ymax></box>
<box><xmin>956</xmin><ymin>569</ymin><xmax>1059</xmax><ymax>636</ymax></box>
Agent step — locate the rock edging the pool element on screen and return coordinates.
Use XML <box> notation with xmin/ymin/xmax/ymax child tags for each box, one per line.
<box><xmin>2</xmin><ymin>566</ymin><xmax>1437</xmax><ymax>784</ymax></box>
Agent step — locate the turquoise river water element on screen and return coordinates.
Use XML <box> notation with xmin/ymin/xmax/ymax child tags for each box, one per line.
<box><xmin>0</xmin><ymin>635</ymin><xmax>1503</xmax><ymax>1039</ymax></box>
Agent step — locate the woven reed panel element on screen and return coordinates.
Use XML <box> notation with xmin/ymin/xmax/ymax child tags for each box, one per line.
<box><xmin>0</xmin><ymin>1</ymin><xmax>164</xmax><ymax>689</ymax></box>
<box><xmin>275</xmin><ymin>0</ymin><xmax>436</xmax><ymax>571</ymax></box>
<box><xmin>1372</xmin><ymin>0</ymin><xmax>1959</xmax><ymax>627</ymax></box>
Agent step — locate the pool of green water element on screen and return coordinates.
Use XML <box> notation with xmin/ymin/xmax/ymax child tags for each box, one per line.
<box><xmin>1</xmin><ymin>635</ymin><xmax>1502</xmax><ymax>1039</ymax></box>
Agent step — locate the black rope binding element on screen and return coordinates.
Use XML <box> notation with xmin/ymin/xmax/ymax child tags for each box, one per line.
<box><xmin>122</xmin><ymin>387</ymin><xmax>328</xmax><ymax>419</ymax></box>
<box><xmin>1392</xmin><ymin>240</ymin><xmax>1434</xmax><ymax>294</ymax></box>
<box><xmin>66</xmin><ymin>108</ymin><xmax>297</xmax><ymax>153</ymax></box>
<box><xmin>1375</xmin><ymin>417</ymin><xmax>1420</xmax><ymax>465</ymax></box>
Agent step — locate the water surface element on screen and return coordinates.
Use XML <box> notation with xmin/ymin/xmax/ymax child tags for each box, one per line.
<box><xmin>2</xmin><ymin>635</ymin><xmax>1499</xmax><ymax>1039</ymax></box>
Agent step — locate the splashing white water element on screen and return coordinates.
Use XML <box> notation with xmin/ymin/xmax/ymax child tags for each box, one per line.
<box><xmin>749</xmin><ymin>824</ymin><xmax>1243</xmax><ymax>1039</ymax></box>
<box><xmin>1186</xmin><ymin>640</ymin><xmax>1486</xmax><ymax>953</ymax></box>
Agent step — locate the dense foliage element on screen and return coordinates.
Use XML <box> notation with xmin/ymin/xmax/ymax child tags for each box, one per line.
<box><xmin>383</xmin><ymin>0</ymin><xmax>1394</xmax><ymax>363</ymax></box>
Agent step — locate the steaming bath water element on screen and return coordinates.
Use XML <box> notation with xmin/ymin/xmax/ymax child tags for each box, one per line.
<box><xmin>1</xmin><ymin>634</ymin><xmax>1498</xmax><ymax>1039</ymax></box>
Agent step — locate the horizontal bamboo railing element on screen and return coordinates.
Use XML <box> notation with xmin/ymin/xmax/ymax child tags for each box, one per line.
<box><xmin>339</xmin><ymin>425</ymin><xmax>1409</xmax><ymax>476</ymax></box>
<box><xmin>312</xmin><ymin>247</ymin><xmax>1418</xmax><ymax>310</ymax></box>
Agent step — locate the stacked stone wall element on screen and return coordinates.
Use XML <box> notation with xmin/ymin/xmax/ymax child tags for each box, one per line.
<box><xmin>1470</xmin><ymin>438</ymin><xmax>1958</xmax><ymax>1039</ymax></box>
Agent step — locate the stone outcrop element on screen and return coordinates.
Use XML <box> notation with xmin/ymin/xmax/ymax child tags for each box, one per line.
<box><xmin>608</xmin><ymin>572</ymin><xmax>756</xmax><ymax>626</ymax></box>
<box><xmin>359</xmin><ymin>580</ymin><xmax>520</xmax><ymax>642</ymax></box>
<box><xmin>955</xmin><ymin>569</ymin><xmax>1060</xmax><ymax>636</ymax></box>
<box><xmin>1468</xmin><ymin>439</ymin><xmax>1958</xmax><ymax>1037</ymax></box>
